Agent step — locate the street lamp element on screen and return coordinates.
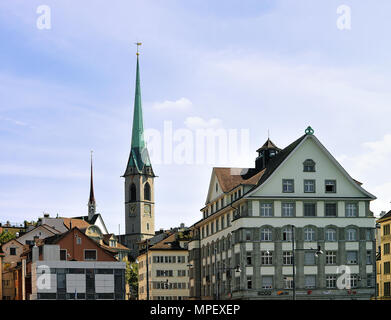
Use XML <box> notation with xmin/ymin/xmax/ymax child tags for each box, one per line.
<box><xmin>290</xmin><ymin>224</ymin><xmax>323</xmax><ymax>300</ymax></box>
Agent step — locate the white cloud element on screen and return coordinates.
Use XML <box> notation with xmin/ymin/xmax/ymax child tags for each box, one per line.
<box><xmin>184</xmin><ymin>116</ymin><xmax>223</xmax><ymax>130</ymax></box>
<box><xmin>152</xmin><ymin>97</ymin><xmax>192</xmax><ymax>111</ymax></box>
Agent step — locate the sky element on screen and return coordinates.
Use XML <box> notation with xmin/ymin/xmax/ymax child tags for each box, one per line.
<box><xmin>1</xmin><ymin>0</ymin><xmax>391</xmax><ymax>233</ymax></box>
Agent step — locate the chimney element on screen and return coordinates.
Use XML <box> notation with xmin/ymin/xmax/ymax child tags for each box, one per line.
<box><xmin>32</xmin><ymin>245</ymin><xmax>39</xmax><ymax>262</ymax></box>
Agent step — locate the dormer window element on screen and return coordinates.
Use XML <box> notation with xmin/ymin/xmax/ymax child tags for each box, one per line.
<box><xmin>303</xmin><ymin>159</ymin><xmax>316</xmax><ymax>172</ymax></box>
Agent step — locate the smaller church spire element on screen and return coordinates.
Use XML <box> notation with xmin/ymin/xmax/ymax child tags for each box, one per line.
<box><xmin>88</xmin><ymin>150</ymin><xmax>96</xmax><ymax>219</ymax></box>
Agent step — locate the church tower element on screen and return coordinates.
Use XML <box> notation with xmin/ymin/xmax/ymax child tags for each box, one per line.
<box><xmin>123</xmin><ymin>46</ymin><xmax>156</xmax><ymax>259</ymax></box>
<box><xmin>88</xmin><ymin>151</ymin><xmax>96</xmax><ymax>220</ymax></box>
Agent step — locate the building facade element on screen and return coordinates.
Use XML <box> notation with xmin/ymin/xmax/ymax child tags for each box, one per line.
<box><xmin>376</xmin><ymin>210</ymin><xmax>391</xmax><ymax>299</ymax></box>
<box><xmin>138</xmin><ymin>231</ymin><xmax>190</xmax><ymax>300</ymax></box>
<box><xmin>189</xmin><ymin>128</ymin><xmax>377</xmax><ymax>300</ymax></box>
<box><xmin>21</xmin><ymin>227</ymin><xmax>126</xmax><ymax>300</ymax></box>
<box><xmin>122</xmin><ymin>51</ymin><xmax>156</xmax><ymax>259</ymax></box>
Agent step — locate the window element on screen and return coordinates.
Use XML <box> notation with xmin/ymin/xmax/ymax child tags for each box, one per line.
<box><xmin>347</xmin><ymin>274</ymin><xmax>359</xmax><ymax>288</ymax></box>
<box><xmin>261</xmin><ymin>251</ymin><xmax>273</xmax><ymax>265</ymax></box>
<box><xmin>346</xmin><ymin>251</ymin><xmax>358</xmax><ymax>264</ymax></box>
<box><xmin>144</xmin><ymin>183</ymin><xmax>151</xmax><ymax>201</ymax></box>
<box><xmin>384</xmin><ymin>224</ymin><xmax>390</xmax><ymax>236</ymax></box>
<box><xmin>304</xmin><ymin>180</ymin><xmax>315</xmax><ymax>193</ymax></box>
<box><xmin>247</xmin><ymin>276</ymin><xmax>252</xmax><ymax>289</ymax></box>
<box><xmin>282</xmin><ymin>227</ymin><xmax>292</xmax><ymax>241</ymax></box>
<box><xmin>262</xmin><ymin>276</ymin><xmax>273</xmax><ymax>289</ymax></box>
<box><xmin>303</xmin><ymin>159</ymin><xmax>316</xmax><ymax>172</ymax></box>
<box><xmin>245</xmin><ymin>230</ymin><xmax>251</xmax><ymax>241</ymax></box>
<box><xmin>130</xmin><ymin>183</ymin><xmax>137</xmax><ymax>202</ymax></box>
<box><xmin>260</xmin><ymin>203</ymin><xmax>273</xmax><ymax>217</ymax></box>
<box><xmin>60</xmin><ymin>249</ymin><xmax>67</xmax><ymax>261</ymax></box>
<box><xmin>246</xmin><ymin>252</ymin><xmax>252</xmax><ymax>265</ymax></box>
<box><xmin>284</xmin><ymin>277</ymin><xmax>293</xmax><ymax>289</ymax></box>
<box><xmin>325</xmin><ymin>180</ymin><xmax>336</xmax><ymax>193</ymax></box>
<box><xmin>325</xmin><ymin>203</ymin><xmax>337</xmax><ymax>217</ymax></box>
<box><xmin>366</xmin><ymin>251</ymin><xmax>372</xmax><ymax>265</ymax></box>
<box><xmin>384</xmin><ymin>243</ymin><xmax>390</xmax><ymax>255</ymax></box>
<box><xmin>326</xmin><ymin>275</ymin><xmax>337</xmax><ymax>288</ymax></box>
<box><xmin>282</xmin><ymin>179</ymin><xmax>294</xmax><ymax>193</ymax></box>
<box><xmin>283</xmin><ymin>251</ymin><xmax>293</xmax><ymax>265</ymax></box>
<box><xmin>346</xmin><ymin>228</ymin><xmax>357</xmax><ymax>241</ymax></box>
<box><xmin>76</xmin><ymin>236</ymin><xmax>82</xmax><ymax>245</ymax></box>
<box><xmin>10</xmin><ymin>247</ymin><xmax>16</xmax><ymax>256</ymax></box>
<box><xmin>305</xmin><ymin>275</ymin><xmax>316</xmax><ymax>288</ymax></box>
<box><xmin>304</xmin><ymin>252</ymin><xmax>315</xmax><ymax>265</ymax></box>
<box><xmin>384</xmin><ymin>262</ymin><xmax>390</xmax><ymax>274</ymax></box>
<box><xmin>84</xmin><ymin>250</ymin><xmax>97</xmax><ymax>261</ymax></box>
<box><xmin>325</xmin><ymin>229</ymin><xmax>337</xmax><ymax>241</ymax></box>
<box><xmin>260</xmin><ymin>228</ymin><xmax>272</xmax><ymax>241</ymax></box>
<box><xmin>385</xmin><ymin>282</ymin><xmax>391</xmax><ymax>297</ymax></box>
<box><xmin>326</xmin><ymin>251</ymin><xmax>337</xmax><ymax>265</ymax></box>
<box><xmin>345</xmin><ymin>203</ymin><xmax>358</xmax><ymax>217</ymax></box>
<box><xmin>304</xmin><ymin>203</ymin><xmax>316</xmax><ymax>217</ymax></box>
<box><xmin>304</xmin><ymin>227</ymin><xmax>315</xmax><ymax>241</ymax></box>
<box><xmin>282</xmin><ymin>203</ymin><xmax>294</xmax><ymax>217</ymax></box>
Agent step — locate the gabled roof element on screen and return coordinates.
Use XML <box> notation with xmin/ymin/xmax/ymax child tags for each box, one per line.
<box><xmin>62</xmin><ymin>218</ymin><xmax>90</xmax><ymax>230</ymax></box>
<box><xmin>377</xmin><ymin>210</ymin><xmax>391</xmax><ymax>223</ymax></box>
<box><xmin>246</xmin><ymin>133</ymin><xmax>376</xmax><ymax>199</ymax></box>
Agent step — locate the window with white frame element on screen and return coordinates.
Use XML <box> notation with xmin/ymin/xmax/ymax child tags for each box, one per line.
<box><xmin>326</xmin><ymin>275</ymin><xmax>337</xmax><ymax>288</ymax></box>
<box><xmin>304</xmin><ymin>227</ymin><xmax>315</xmax><ymax>241</ymax></box>
<box><xmin>346</xmin><ymin>203</ymin><xmax>358</xmax><ymax>217</ymax></box>
<box><xmin>347</xmin><ymin>274</ymin><xmax>359</xmax><ymax>288</ymax></box>
<box><xmin>282</xmin><ymin>203</ymin><xmax>294</xmax><ymax>217</ymax></box>
<box><xmin>325</xmin><ymin>203</ymin><xmax>337</xmax><ymax>217</ymax></box>
<box><xmin>346</xmin><ymin>251</ymin><xmax>358</xmax><ymax>264</ymax></box>
<box><xmin>325</xmin><ymin>228</ymin><xmax>337</xmax><ymax>241</ymax></box>
<box><xmin>261</xmin><ymin>276</ymin><xmax>273</xmax><ymax>289</ymax></box>
<box><xmin>282</xmin><ymin>227</ymin><xmax>292</xmax><ymax>241</ymax></box>
<box><xmin>346</xmin><ymin>228</ymin><xmax>357</xmax><ymax>241</ymax></box>
<box><xmin>261</xmin><ymin>251</ymin><xmax>273</xmax><ymax>265</ymax></box>
<box><xmin>284</xmin><ymin>277</ymin><xmax>293</xmax><ymax>289</ymax></box>
<box><xmin>366</xmin><ymin>251</ymin><xmax>372</xmax><ymax>265</ymax></box>
<box><xmin>304</xmin><ymin>180</ymin><xmax>315</xmax><ymax>193</ymax></box>
<box><xmin>305</xmin><ymin>275</ymin><xmax>316</xmax><ymax>288</ymax></box>
<box><xmin>282</xmin><ymin>179</ymin><xmax>294</xmax><ymax>193</ymax></box>
<box><xmin>325</xmin><ymin>180</ymin><xmax>336</xmax><ymax>193</ymax></box>
<box><xmin>283</xmin><ymin>251</ymin><xmax>293</xmax><ymax>265</ymax></box>
<box><xmin>326</xmin><ymin>251</ymin><xmax>337</xmax><ymax>265</ymax></box>
<box><xmin>303</xmin><ymin>203</ymin><xmax>316</xmax><ymax>217</ymax></box>
<box><xmin>303</xmin><ymin>159</ymin><xmax>316</xmax><ymax>172</ymax></box>
<box><xmin>260</xmin><ymin>203</ymin><xmax>273</xmax><ymax>217</ymax></box>
<box><xmin>260</xmin><ymin>228</ymin><xmax>272</xmax><ymax>241</ymax></box>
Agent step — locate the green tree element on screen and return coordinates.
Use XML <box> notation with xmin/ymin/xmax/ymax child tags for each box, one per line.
<box><xmin>125</xmin><ymin>261</ymin><xmax>138</xmax><ymax>300</ymax></box>
<box><xmin>0</xmin><ymin>231</ymin><xmax>16</xmax><ymax>244</ymax></box>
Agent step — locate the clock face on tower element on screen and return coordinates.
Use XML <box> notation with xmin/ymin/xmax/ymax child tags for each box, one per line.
<box><xmin>144</xmin><ymin>204</ymin><xmax>151</xmax><ymax>216</ymax></box>
<box><xmin>129</xmin><ymin>203</ymin><xmax>137</xmax><ymax>215</ymax></box>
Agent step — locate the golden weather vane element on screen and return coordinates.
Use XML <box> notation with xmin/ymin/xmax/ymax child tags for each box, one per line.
<box><xmin>135</xmin><ymin>42</ymin><xmax>142</xmax><ymax>56</ymax></box>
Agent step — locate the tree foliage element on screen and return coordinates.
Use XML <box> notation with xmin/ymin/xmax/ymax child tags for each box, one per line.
<box><xmin>126</xmin><ymin>261</ymin><xmax>138</xmax><ymax>300</ymax></box>
<box><xmin>0</xmin><ymin>231</ymin><xmax>16</xmax><ymax>245</ymax></box>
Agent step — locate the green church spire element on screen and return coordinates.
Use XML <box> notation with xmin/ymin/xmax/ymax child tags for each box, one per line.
<box><xmin>131</xmin><ymin>55</ymin><xmax>145</xmax><ymax>149</ymax></box>
<box><xmin>123</xmin><ymin>44</ymin><xmax>153</xmax><ymax>177</ymax></box>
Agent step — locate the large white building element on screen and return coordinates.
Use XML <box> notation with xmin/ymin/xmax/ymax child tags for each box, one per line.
<box><xmin>189</xmin><ymin>127</ymin><xmax>377</xmax><ymax>300</ymax></box>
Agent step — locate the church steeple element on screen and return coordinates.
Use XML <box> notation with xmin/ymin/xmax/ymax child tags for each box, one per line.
<box><xmin>88</xmin><ymin>151</ymin><xmax>96</xmax><ymax>220</ymax></box>
<box><xmin>122</xmin><ymin>44</ymin><xmax>156</xmax><ymax>259</ymax></box>
<box><xmin>123</xmin><ymin>46</ymin><xmax>154</xmax><ymax>177</ymax></box>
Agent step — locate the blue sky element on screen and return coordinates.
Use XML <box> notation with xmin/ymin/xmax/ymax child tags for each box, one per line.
<box><xmin>1</xmin><ymin>1</ymin><xmax>391</xmax><ymax>233</ymax></box>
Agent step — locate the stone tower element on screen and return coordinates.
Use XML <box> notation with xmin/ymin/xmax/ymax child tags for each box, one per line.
<box><xmin>123</xmin><ymin>50</ymin><xmax>156</xmax><ymax>259</ymax></box>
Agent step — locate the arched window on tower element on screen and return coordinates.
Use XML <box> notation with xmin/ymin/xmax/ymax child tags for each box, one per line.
<box><xmin>144</xmin><ymin>182</ymin><xmax>151</xmax><ymax>201</ymax></box>
<box><xmin>130</xmin><ymin>183</ymin><xmax>137</xmax><ymax>202</ymax></box>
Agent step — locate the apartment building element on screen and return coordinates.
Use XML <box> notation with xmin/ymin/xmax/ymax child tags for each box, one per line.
<box><xmin>376</xmin><ymin>210</ymin><xmax>391</xmax><ymax>299</ymax></box>
<box><xmin>138</xmin><ymin>231</ymin><xmax>190</xmax><ymax>300</ymax></box>
<box><xmin>188</xmin><ymin>128</ymin><xmax>377</xmax><ymax>300</ymax></box>
<box><xmin>19</xmin><ymin>227</ymin><xmax>126</xmax><ymax>300</ymax></box>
